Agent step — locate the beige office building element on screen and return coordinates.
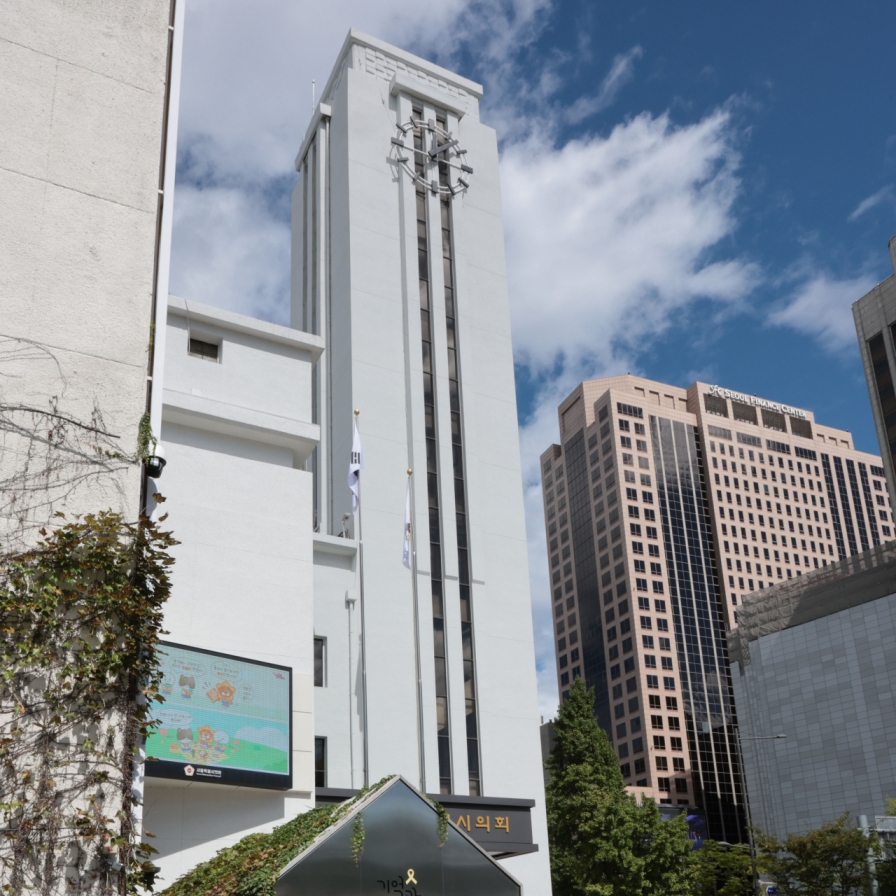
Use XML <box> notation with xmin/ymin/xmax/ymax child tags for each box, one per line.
<box><xmin>540</xmin><ymin>375</ymin><xmax>892</xmax><ymax>841</ymax></box>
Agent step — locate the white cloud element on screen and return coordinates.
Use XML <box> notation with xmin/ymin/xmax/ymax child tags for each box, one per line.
<box><xmin>848</xmin><ymin>185</ymin><xmax>893</xmax><ymax>221</ymax></box>
<box><xmin>503</xmin><ymin>110</ymin><xmax>760</xmax><ymax>374</ymax></box>
<box><xmin>234</xmin><ymin>725</ymin><xmax>288</xmax><ymax>753</ymax></box>
<box><xmin>170</xmin><ymin>180</ymin><xmax>291</xmax><ymax>322</ymax></box>
<box><xmin>564</xmin><ymin>46</ymin><xmax>643</xmax><ymax>125</ymax></box>
<box><xmin>768</xmin><ymin>272</ymin><xmax>877</xmax><ymax>353</ymax></box>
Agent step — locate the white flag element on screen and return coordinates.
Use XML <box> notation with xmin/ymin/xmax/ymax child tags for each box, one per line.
<box><xmin>348</xmin><ymin>416</ymin><xmax>363</xmax><ymax>513</ymax></box>
<box><xmin>403</xmin><ymin>478</ymin><xmax>412</xmax><ymax>569</ymax></box>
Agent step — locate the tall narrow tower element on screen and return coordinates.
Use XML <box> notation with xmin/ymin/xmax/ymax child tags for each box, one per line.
<box><xmin>293</xmin><ymin>31</ymin><xmax>550</xmax><ymax>893</ymax></box>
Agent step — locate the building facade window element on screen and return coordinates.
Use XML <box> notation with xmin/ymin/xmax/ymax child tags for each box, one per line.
<box><xmin>435</xmin><ymin>112</ymin><xmax>481</xmax><ymax>794</ymax></box>
<box><xmin>315</xmin><ymin>737</ymin><xmax>326</xmax><ymax>788</ymax></box>
<box><xmin>821</xmin><ymin>454</ymin><xmax>847</xmax><ymax>560</ymax></box>
<box><xmin>869</xmin><ymin>332</ymin><xmax>896</xmax><ymax>473</ymax></box>
<box><xmin>833</xmin><ymin>456</ymin><xmax>859</xmax><ymax>556</ymax></box>
<box><xmin>858</xmin><ymin>463</ymin><xmax>881</xmax><ymax>547</ymax></box>
<box><xmin>650</xmin><ymin>414</ymin><xmax>745</xmax><ymax>842</ymax></box>
<box><xmin>314</xmin><ymin>637</ymin><xmax>325</xmax><ymax>687</ymax></box>
<box><xmin>414</xmin><ymin>108</ymin><xmax>451</xmax><ymax>793</ymax></box>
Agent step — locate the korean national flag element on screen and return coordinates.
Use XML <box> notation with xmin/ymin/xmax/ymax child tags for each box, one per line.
<box><xmin>348</xmin><ymin>416</ymin><xmax>363</xmax><ymax>513</ymax></box>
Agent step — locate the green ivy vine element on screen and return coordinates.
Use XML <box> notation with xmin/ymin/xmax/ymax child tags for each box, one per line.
<box><xmin>433</xmin><ymin>801</ymin><xmax>449</xmax><ymax>847</ymax></box>
<box><xmin>0</xmin><ymin>511</ymin><xmax>177</xmax><ymax>895</ymax></box>
<box><xmin>351</xmin><ymin>814</ymin><xmax>365</xmax><ymax>866</ymax></box>
<box><xmin>137</xmin><ymin>412</ymin><xmax>157</xmax><ymax>460</ymax></box>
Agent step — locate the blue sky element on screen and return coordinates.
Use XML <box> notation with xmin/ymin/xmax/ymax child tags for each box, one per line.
<box><xmin>502</xmin><ymin>0</ymin><xmax>896</xmax><ymax>447</ymax></box>
<box><xmin>170</xmin><ymin>0</ymin><xmax>896</xmax><ymax>717</ymax></box>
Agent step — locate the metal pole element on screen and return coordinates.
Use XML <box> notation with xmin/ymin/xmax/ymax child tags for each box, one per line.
<box><xmin>355</xmin><ymin>409</ymin><xmax>369</xmax><ymax>788</ymax></box>
<box><xmin>408</xmin><ymin>469</ymin><xmax>426</xmax><ymax>792</ymax></box>
<box><xmin>734</xmin><ymin>728</ymin><xmax>760</xmax><ymax>896</ymax></box>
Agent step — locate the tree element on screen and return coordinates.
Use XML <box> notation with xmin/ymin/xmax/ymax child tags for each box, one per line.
<box><xmin>691</xmin><ymin>840</ymin><xmax>753</xmax><ymax>896</ymax></box>
<box><xmin>758</xmin><ymin>814</ymin><xmax>873</xmax><ymax>896</ymax></box>
<box><xmin>545</xmin><ymin>678</ymin><xmax>693</xmax><ymax>896</ymax></box>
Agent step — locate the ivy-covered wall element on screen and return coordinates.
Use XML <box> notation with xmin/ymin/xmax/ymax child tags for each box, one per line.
<box><xmin>0</xmin><ymin>512</ymin><xmax>176</xmax><ymax>895</ymax></box>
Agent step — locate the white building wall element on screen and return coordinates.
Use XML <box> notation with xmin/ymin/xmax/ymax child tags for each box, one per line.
<box><xmin>312</xmin><ymin>535</ymin><xmax>364</xmax><ymax>788</ymax></box>
<box><xmin>297</xmin><ymin>31</ymin><xmax>551</xmax><ymax>895</ymax></box>
<box><xmin>0</xmin><ymin>0</ymin><xmax>172</xmax><ymax>533</ymax></box>
<box><xmin>143</xmin><ymin>298</ymin><xmax>323</xmax><ymax>886</ymax></box>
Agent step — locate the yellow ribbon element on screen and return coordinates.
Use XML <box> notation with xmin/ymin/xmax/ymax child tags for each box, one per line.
<box><xmin>406</xmin><ymin>870</ymin><xmax>417</xmax><ymax>885</ymax></box>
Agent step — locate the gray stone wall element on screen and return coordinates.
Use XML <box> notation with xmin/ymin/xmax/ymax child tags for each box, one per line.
<box><xmin>731</xmin><ymin>590</ymin><xmax>896</xmax><ymax>838</ymax></box>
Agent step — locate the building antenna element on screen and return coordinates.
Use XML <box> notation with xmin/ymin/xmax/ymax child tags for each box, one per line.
<box><xmin>311</xmin><ymin>79</ymin><xmax>315</xmax><ymax>114</ymax></box>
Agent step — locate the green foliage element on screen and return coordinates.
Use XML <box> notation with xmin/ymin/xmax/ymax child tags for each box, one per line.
<box><xmin>351</xmin><ymin>814</ymin><xmax>365</xmax><ymax>865</ymax></box>
<box><xmin>137</xmin><ymin>412</ymin><xmax>157</xmax><ymax>460</ymax></box>
<box><xmin>545</xmin><ymin>679</ymin><xmax>693</xmax><ymax>896</ymax></box>
<box><xmin>757</xmin><ymin>814</ymin><xmax>873</xmax><ymax>896</ymax></box>
<box><xmin>161</xmin><ymin>776</ymin><xmax>396</xmax><ymax>896</ymax></box>
<box><xmin>0</xmin><ymin>511</ymin><xmax>177</xmax><ymax>894</ymax></box>
<box><xmin>433</xmin><ymin>801</ymin><xmax>449</xmax><ymax>847</ymax></box>
<box><xmin>691</xmin><ymin>840</ymin><xmax>753</xmax><ymax>896</ymax></box>
<box><xmin>160</xmin><ymin>805</ymin><xmax>340</xmax><ymax>896</ymax></box>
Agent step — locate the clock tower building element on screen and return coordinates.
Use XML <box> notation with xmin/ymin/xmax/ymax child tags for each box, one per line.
<box><xmin>293</xmin><ymin>31</ymin><xmax>550</xmax><ymax>894</ymax></box>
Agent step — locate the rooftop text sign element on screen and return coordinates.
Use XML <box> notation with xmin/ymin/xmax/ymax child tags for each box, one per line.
<box><xmin>708</xmin><ymin>384</ymin><xmax>808</xmax><ymax>419</ymax></box>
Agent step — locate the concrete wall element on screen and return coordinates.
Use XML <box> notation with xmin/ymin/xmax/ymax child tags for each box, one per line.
<box><xmin>732</xmin><ymin>591</ymin><xmax>896</xmax><ymax>838</ymax></box>
<box><xmin>0</xmin><ymin>0</ymin><xmax>172</xmax><ymax>535</ymax></box>
<box><xmin>143</xmin><ymin>298</ymin><xmax>322</xmax><ymax>886</ymax></box>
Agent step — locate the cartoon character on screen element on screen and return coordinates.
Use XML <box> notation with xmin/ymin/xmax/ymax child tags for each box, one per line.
<box><xmin>197</xmin><ymin>725</ymin><xmax>215</xmax><ymax>761</ymax></box>
<box><xmin>179</xmin><ymin>675</ymin><xmax>196</xmax><ymax>699</ymax></box>
<box><xmin>213</xmin><ymin>729</ymin><xmax>229</xmax><ymax>761</ymax></box>
<box><xmin>177</xmin><ymin>728</ymin><xmax>194</xmax><ymax>759</ymax></box>
<box><xmin>207</xmin><ymin>681</ymin><xmax>236</xmax><ymax>708</ymax></box>
<box><xmin>160</xmin><ymin>676</ymin><xmax>174</xmax><ymax>697</ymax></box>
<box><xmin>217</xmin><ymin>681</ymin><xmax>236</xmax><ymax>708</ymax></box>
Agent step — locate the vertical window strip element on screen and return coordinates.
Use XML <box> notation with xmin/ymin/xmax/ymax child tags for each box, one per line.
<box><xmin>413</xmin><ymin>108</ymin><xmax>452</xmax><ymax>794</ymax></box>
<box><xmin>858</xmin><ymin>463</ymin><xmax>881</xmax><ymax>546</ymax></box>
<box><xmin>436</xmin><ymin>113</ymin><xmax>481</xmax><ymax>795</ymax></box>
<box><xmin>651</xmin><ymin>416</ymin><xmax>744</xmax><ymax>843</ymax></box>
<box><xmin>821</xmin><ymin>455</ymin><xmax>846</xmax><ymax>559</ymax></box>
<box><xmin>833</xmin><ymin>456</ymin><xmax>858</xmax><ymax>556</ymax></box>
<box><xmin>846</xmin><ymin>460</ymin><xmax>870</xmax><ymax>552</ymax></box>
<box><xmin>562</xmin><ymin>431</ymin><xmax>609</xmax><ymax>735</ymax></box>
<box><xmin>872</xmin><ymin>331</ymin><xmax>896</xmax><ymax>467</ymax></box>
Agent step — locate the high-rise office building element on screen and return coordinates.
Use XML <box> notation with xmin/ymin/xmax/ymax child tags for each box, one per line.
<box><xmin>293</xmin><ymin>30</ymin><xmax>549</xmax><ymax>892</ymax></box>
<box><xmin>540</xmin><ymin>375</ymin><xmax>892</xmax><ymax>839</ymax></box>
<box><xmin>144</xmin><ymin>30</ymin><xmax>548</xmax><ymax>895</ymax></box>
<box><xmin>854</xmin><ymin>237</ymin><xmax>896</xmax><ymax>501</ymax></box>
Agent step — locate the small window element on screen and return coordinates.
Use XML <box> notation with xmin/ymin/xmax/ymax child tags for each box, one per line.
<box><xmin>315</xmin><ymin>737</ymin><xmax>326</xmax><ymax>787</ymax></box>
<box><xmin>189</xmin><ymin>337</ymin><xmax>220</xmax><ymax>361</ymax></box>
<box><xmin>314</xmin><ymin>637</ymin><xmax>326</xmax><ymax>687</ymax></box>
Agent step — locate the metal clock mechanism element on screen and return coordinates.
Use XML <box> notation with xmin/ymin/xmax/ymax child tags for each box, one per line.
<box><xmin>390</xmin><ymin>117</ymin><xmax>473</xmax><ymax>197</ymax></box>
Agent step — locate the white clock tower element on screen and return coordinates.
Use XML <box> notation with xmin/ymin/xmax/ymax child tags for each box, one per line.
<box><xmin>294</xmin><ymin>30</ymin><xmax>550</xmax><ymax>894</ymax></box>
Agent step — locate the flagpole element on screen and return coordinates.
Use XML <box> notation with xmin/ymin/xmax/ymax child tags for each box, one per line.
<box><xmin>407</xmin><ymin>469</ymin><xmax>426</xmax><ymax>791</ymax></box>
<box><xmin>355</xmin><ymin>409</ymin><xmax>369</xmax><ymax>788</ymax></box>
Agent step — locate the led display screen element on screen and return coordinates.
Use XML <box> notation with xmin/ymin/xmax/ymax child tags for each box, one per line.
<box><xmin>145</xmin><ymin>642</ymin><xmax>292</xmax><ymax>790</ymax></box>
